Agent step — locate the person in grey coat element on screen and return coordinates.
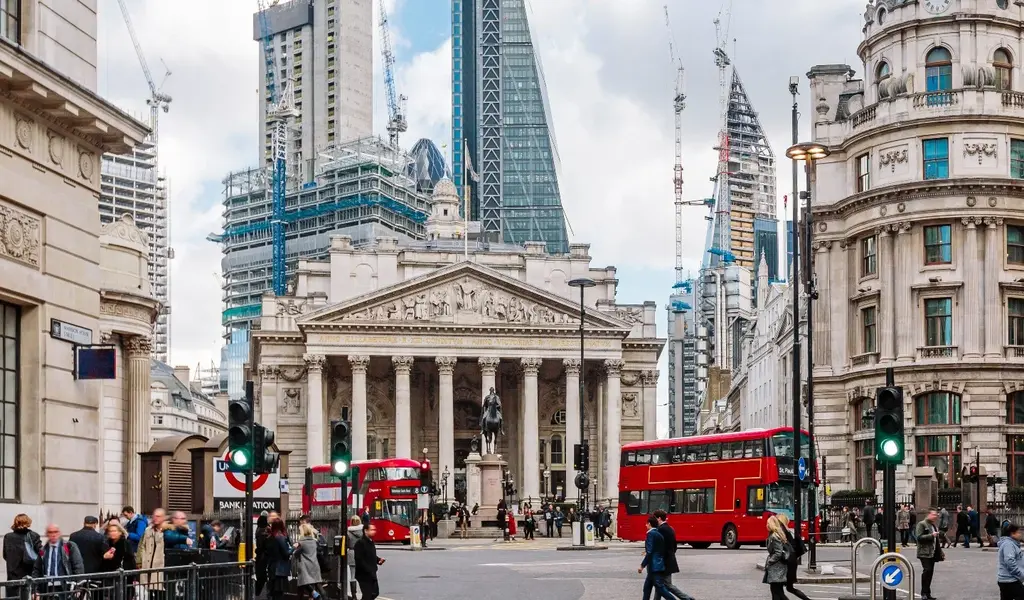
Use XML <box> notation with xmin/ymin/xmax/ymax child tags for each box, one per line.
<box><xmin>914</xmin><ymin>508</ymin><xmax>942</xmax><ymax>600</ymax></box>
<box><xmin>292</xmin><ymin>524</ymin><xmax>324</xmax><ymax>600</ymax></box>
<box><xmin>763</xmin><ymin>516</ymin><xmax>792</xmax><ymax>600</ymax></box>
<box><xmin>345</xmin><ymin>516</ymin><xmax>364</xmax><ymax>600</ymax></box>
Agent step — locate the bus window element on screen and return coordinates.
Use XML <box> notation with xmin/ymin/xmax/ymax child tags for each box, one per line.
<box><xmin>682</xmin><ymin>488</ymin><xmax>713</xmax><ymax>513</ymax></box>
<box><xmin>649</xmin><ymin>490</ymin><xmax>672</xmax><ymax>514</ymax></box>
<box><xmin>623</xmin><ymin>451</ymin><xmax>636</xmax><ymax>466</ymax></box>
<box><xmin>695</xmin><ymin>445</ymin><xmax>708</xmax><ymax>461</ymax></box>
<box><xmin>731</xmin><ymin>441</ymin><xmax>744</xmax><ymax>459</ymax></box>
<box><xmin>747</xmin><ymin>486</ymin><xmax>766</xmax><ymax>514</ymax></box>
<box><xmin>707</xmin><ymin>444</ymin><xmax>721</xmax><ymax>460</ymax></box>
<box><xmin>684</xmin><ymin>446</ymin><xmax>698</xmax><ymax>463</ymax></box>
<box><xmin>753</xmin><ymin>441</ymin><xmax>765</xmax><ymax>458</ymax></box>
<box><xmin>743</xmin><ymin>441</ymin><xmax>755</xmax><ymax>458</ymax></box>
<box><xmin>625</xmin><ymin>490</ymin><xmax>644</xmax><ymax>515</ymax></box>
<box><xmin>651</xmin><ymin>449</ymin><xmax>673</xmax><ymax>465</ymax></box>
<box><xmin>671</xmin><ymin>448</ymin><xmax>684</xmax><ymax>463</ymax></box>
<box><xmin>720</xmin><ymin>443</ymin><xmax>733</xmax><ymax>459</ymax></box>
<box><xmin>636</xmin><ymin>450</ymin><xmax>652</xmax><ymax>465</ymax></box>
<box><xmin>672</xmin><ymin>490</ymin><xmax>686</xmax><ymax>513</ymax></box>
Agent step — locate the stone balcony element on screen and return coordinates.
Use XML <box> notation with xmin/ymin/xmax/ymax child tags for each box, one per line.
<box><xmin>847</xmin><ymin>88</ymin><xmax>1024</xmax><ymax>137</ymax></box>
<box><xmin>917</xmin><ymin>345</ymin><xmax>959</xmax><ymax>361</ymax></box>
<box><xmin>1005</xmin><ymin>345</ymin><xmax>1024</xmax><ymax>359</ymax></box>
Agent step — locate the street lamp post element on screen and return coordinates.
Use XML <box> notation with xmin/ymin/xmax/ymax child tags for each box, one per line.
<box><xmin>442</xmin><ymin>466</ymin><xmax>450</xmax><ymax>505</ymax></box>
<box><xmin>568</xmin><ymin>277</ymin><xmax>595</xmax><ymax>548</ymax></box>
<box><xmin>785</xmin><ymin>139</ymin><xmax>831</xmax><ymax>572</ymax></box>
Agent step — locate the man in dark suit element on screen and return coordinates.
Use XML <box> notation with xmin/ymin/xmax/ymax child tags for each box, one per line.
<box><xmin>69</xmin><ymin>516</ymin><xmax>107</xmax><ymax>575</ymax></box>
<box><xmin>354</xmin><ymin>522</ymin><xmax>385</xmax><ymax>600</ymax></box>
<box><xmin>652</xmin><ymin>510</ymin><xmax>695</xmax><ymax>600</ymax></box>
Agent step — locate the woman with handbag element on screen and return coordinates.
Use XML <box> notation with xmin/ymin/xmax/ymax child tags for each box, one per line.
<box><xmin>764</xmin><ymin>516</ymin><xmax>793</xmax><ymax>600</ymax></box>
<box><xmin>2</xmin><ymin>514</ymin><xmax>41</xmax><ymax>587</ymax></box>
<box><xmin>265</xmin><ymin>520</ymin><xmax>293</xmax><ymax>600</ymax></box>
<box><xmin>776</xmin><ymin>515</ymin><xmax>812</xmax><ymax>600</ymax></box>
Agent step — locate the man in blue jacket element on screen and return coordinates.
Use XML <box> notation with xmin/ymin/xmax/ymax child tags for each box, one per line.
<box><xmin>638</xmin><ymin>516</ymin><xmax>680</xmax><ymax>600</ymax></box>
<box><xmin>998</xmin><ymin>522</ymin><xmax>1024</xmax><ymax>598</ymax></box>
<box><xmin>121</xmin><ymin>506</ymin><xmax>147</xmax><ymax>554</ymax></box>
<box><xmin>652</xmin><ymin>510</ymin><xmax>695</xmax><ymax>600</ymax></box>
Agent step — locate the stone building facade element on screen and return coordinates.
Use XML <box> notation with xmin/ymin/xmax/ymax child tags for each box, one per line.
<box><xmin>252</xmin><ymin>180</ymin><xmax>664</xmax><ymax>509</ymax></box>
<box><xmin>806</xmin><ymin>0</ymin><xmax>1024</xmax><ymax>495</ymax></box>
<box><xmin>0</xmin><ymin>3</ymin><xmax>149</xmax><ymax>530</ymax></box>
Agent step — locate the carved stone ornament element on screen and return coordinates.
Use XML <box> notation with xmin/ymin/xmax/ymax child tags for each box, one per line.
<box><xmin>101</xmin><ymin>214</ymin><xmax>150</xmax><ymax>248</ymax></box>
<box><xmin>963</xmin><ymin>142</ymin><xmax>997</xmax><ymax>164</ymax></box>
<box><xmin>0</xmin><ymin>202</ymin><xmax>41</xmax><ymax>268</ymax></box>
<box><xmin>124</xmin><ymin>336</ymin><xmax>152</xmax><ymax>356</ymax></box>
<box><xmin>620</xmin><ymin>371</ymin><xmax>641</xmax><ymax>386</ymax></box>
<box><xmin>303</xmin><ymin>353</ymin><xmax>326</xmax><ymax>372</ymax></box>
<box><xmin>278</xmin><ymin>365</ymin><xmax>307</xmax><ymax>382</ymax></box>
<box><xmin>563</xmin><ymin>358</ymin><xmax>582</xmax><ymax>376</ymax></box>
<box><xmin>478</xmin><ymin>356</ymin><xmax>500</xmax><ymax>373</ymax></box>
<box><xmin>811</xmin><ymin>240</ymin><xmax>833</xmax><ymax>252</ymax></box>
<box><xmin>967</xmin><ymin>196</ymin><xmax>977</xmax><ymax>207</ymax></box>
<box><xmin>340</xmin><ymin>276</ymin><xmax>578</xmax><ymax>326</ymax></box>
<box><xmin>880</xmin><ymin>206</ymin><xmax>888</xmax><ymax>217</ymax></box>
<box><xmin>276</xmin><ymin>299</ymin><xmax>308</xmax><ymax>316</ymax></box>
<box><xmin>349</xmin><ymin>355</ymin><xmax>370</xmax><ymax>372</ymax></box>
<box><xmin>392</xmin><ymin>356</ymin><xmax>414</xmax><ymax>371</ymax></box>
<box><xmin>984</xmin><ymin>217</ymin><xmax>1005</xmax><ymax>227</ymax></box>
<box><xmin>612</xmin><ymin>307</ymin><xmax>644</xmax><ymax>325</ymax></box>
<box><xmin>78</xmin><ymin>151</ymin><xmax>95</xmax><ymax>180</ymax></box>
<box><xmin>989</xmin><ymin>197</ymin><xmax>998</xmax><ymax>208</ymax></box>
<box><xmin>962</xmin><ymin>216</ymin><xmax>982</xmax><ymax>227</ymax></box>
<box><xmin>897</xmin><ymin>202</ymin><xmax>906</xmax><ymax>213</ymax></box>
<box><xmin>818</xmin><ymin>222</ymin><xmax>828</xmax><ymax>232</ymax></box>
<box><xmin>47</xmin><ymin>133</ymin><xmax>64</xmax><ymax>166</ymax></box>
<box><xmin>280</xmin><ymin>388</ymin><xmax>302</xmax><ymax>415</ymax></box>
<box><xmin>14</xmin><ymin>119</ymin><xmax>31</xmax><ymax>150</ymax></box>
<box><xmin>621</xmin><ymin>392</ymin><xmax>639</xmax><ymax>417</ymax></box>
<box><xmin>100</xmin><ymin>301</ymin><xmax>153</xmax><ymax>324</ymax></box>
<box><xmin>640</xmin><ymin>370</ymin><xmax>659</xmax><ymax>386</ymax></box>
<box><xmin>604</xmin><ymin>359</ymin><xmax>625</xmax><ymax>376</ymax></box>
<box><xmin>520</xmin><ymin>357</ymin><xmax>542</xmax><ymax>375</ymax></box>
<box><xmin>879</xmin><ymin>148</ymin><xmax>908</xmax><ymax>172</ymax></box>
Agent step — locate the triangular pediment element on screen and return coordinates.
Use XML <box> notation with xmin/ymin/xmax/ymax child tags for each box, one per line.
<box><xmin>298</xmin><ymin>262</ymin><xmax>631</xmax><ymax>331</ymax></box>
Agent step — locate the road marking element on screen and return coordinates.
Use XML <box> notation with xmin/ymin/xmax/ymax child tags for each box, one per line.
<box><xmin>478</xmin><ymin>560</ymin><xmax>593</xmax><ymax>567</ymax></box>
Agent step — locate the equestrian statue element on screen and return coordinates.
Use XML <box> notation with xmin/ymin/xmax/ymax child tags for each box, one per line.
<box><xmin>480</xmin><ymin>387</ymin><xmax>504</xmax><ymax>455</ymax></box>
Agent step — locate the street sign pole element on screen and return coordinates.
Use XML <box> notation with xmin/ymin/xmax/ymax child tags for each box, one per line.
<box><xmin>883</xmin><ymin>367</ymin><xmax>897</xmax><ymax>600</ymax></box>
<box><xmin>340</xmin><ymin>476</ymin><xmax>348</xmax><ymax>600</ymax></box>
<box><xmin>243</xmin><ymin>380</ymin><xmax>255</xmax><ymax>600</ymax></box>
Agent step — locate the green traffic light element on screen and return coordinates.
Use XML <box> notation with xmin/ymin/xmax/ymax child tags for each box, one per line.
<box><xmin>231</xmin><ymin>450</ymin><xmax>250</xmax><ymax>467</ymax></box>
<box><xmin>881</xmin><ymin>439</ymin><xmax>900</xmax><ymax>457</ymax></box>
<box><xmin>332</xmin><ymin>459</ymin><xmax>348</xmax><ymax>475</ymax></box>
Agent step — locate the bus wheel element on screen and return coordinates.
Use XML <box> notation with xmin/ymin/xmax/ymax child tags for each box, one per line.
<box><xmin>690</xmin><ymin>542</ymin><xmax>711</xmax><ymax>549</ymax></box>
<box><xmin>722</xmin><ymin>524</ymin><xmax>740</xmax><ymax>549</ymax></box>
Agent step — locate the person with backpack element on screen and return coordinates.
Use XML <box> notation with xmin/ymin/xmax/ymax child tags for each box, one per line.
<box><xmin>32</xmin><ymin>523</ymin><xmax>85</xmax><ymax>597</ymax></box>
<box><xmin>3</xmin><ymin>513</ymin><xmax>41</xmax><ymax>586</ymax></box>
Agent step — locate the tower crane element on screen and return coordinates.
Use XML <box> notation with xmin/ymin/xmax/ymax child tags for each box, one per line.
<box><xmin>115</xmin><ymin>0</ymin><xmax>172</xmax><ymax>141</ymax></box>
<box><xmin>711</xmin><ymin>0</ymin><xmax>734</xmax><ymax>259</ymax></box>
<box><xmin>257</xmin><ymin>0</ymin><xmax>297</xmax><ymax>296</ymax></box>
<box><xmin>379</xmin><ymin>1</ymin><xmax>407</xmax><ymax>149</ymax></box>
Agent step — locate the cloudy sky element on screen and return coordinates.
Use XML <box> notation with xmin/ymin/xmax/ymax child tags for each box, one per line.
<box><xmin>96</xmin><ymin>0</ymin><xmax>867</xmax><ymax>436</ymax></box>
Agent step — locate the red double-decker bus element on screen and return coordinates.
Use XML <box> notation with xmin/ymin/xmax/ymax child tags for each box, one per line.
<box><xmin>302</xmin><ymin>458</ymin><xmax>426</xmax><ymax>543</ymax></box>
<box><xmin>617</xmin><ymin>427</ymin><xmax>815</xmax><ymax>549</ymax></box>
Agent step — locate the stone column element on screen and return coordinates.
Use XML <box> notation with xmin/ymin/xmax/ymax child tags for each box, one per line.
<box><xmin>963</xmin><ymin>218</ymin><xmax>983</xmax><ymax>358</ymax></box>
<box><xmin>124</xmin><ymin>336</ymin><xmax>152</xmax><ymax>511</ymax></box>
<box><xmin>348</xmin><ymin>355</ymin><xmax>370</xmax><ymax>461</ymax></box>
<box><xmin>478</xmin><ymin>357</ymin><xmax>500</xmax><ymax>401</ymax></box>
<box><xmin>811</xmin><ymin>241</ymin><xmax>832</xmax><ymax>369</ymax></box>
<box><xmin>895</xmin><ymin>223</ymin><xmax>915</xmax><ymax>362</ymax></box>
<box><xmin>392</xmin><ymin>356</ymin><xmax>414</xmax><ymax>459</ymax></box>
<box><xmin>521</xmin><ymin>357</ymin><xmax>543</xmax><ymax>503</ymax></box>
<box><xmin>436</xmin><ymin>356</ymin><xmax>457</xmax><ymax>485</ymax></box>
<box><xmin>832</xmin><ymin>241</ymin><xmax>850</xmax><ymax>369</ymax></box>
<box><xmin>304</xmin><ymin>354</ymin><xmax>326</xmax><ymax>465</ymax></box>
<box><xmin>604</xmin><ymin>359</ymin><xmax>624</xmax><ymax>502</ymax></box>
<box><xmin>984</xmin><ymin>217</ymin><xmax>1005</xmax><ymax>358</ymax></box>
<box><xmin>257</xmin><ymin>366</ymin><xmax>278</xmax><ymax>433</ymax></box>
<box><xmin>878</xmin><ymin>228</ymin><xmax>896</xmax><ymax>362</ymax></box>
<box><xmin>563</xmin><ymin>359</ymin><xmax>582</xmax><ymax>487</ymax></box>
<box><xmin>641</xmin><ymin>370</ymin><xmax>658</xmax><ymax>440</ymax></box>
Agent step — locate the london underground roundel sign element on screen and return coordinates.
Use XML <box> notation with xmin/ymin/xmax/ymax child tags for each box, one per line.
<box><xmin>224</xmin><ymin>450</ymin><xmax>269</xmax><ymax>492</ymax></box>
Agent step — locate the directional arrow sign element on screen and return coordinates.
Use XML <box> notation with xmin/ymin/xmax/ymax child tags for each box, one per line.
<box><xmin>881</xmin><ymin>564</ymin><xmax>903</xmax><ymax>589</ymax></box>
<box><xmin>798</xmin><ymin>457</ymin><xmax>807</xmax><ymax>482</ymax></box>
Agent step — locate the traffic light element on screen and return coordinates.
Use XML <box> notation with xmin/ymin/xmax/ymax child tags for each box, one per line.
<box><xmin>228</xmin><ymin>392</ymin><xmax>254</xmax><ymax>470</ymax></box>
<box><xmin>253</xmin><ymin>424</ymin><xmax>280</xmax><ymax>474</ymax></box>
<box><xmin>330</xmin><ymin>420</ymin><xmax>351</xmax><ymax>477</ymax></box>
<box><xmin>573</xmin><ymin>443</ymin><xmax>583</xmax><ymax>471</ymax></box>
<box><xmin>581</xmin><ymin>442</ymin><xmax>590</xmax><ymax>472</ymax></box>
<box><xmin>966</xmin><ymin>464</ymin><xmax>980</xmax><ymax>483</ymax></box>
<box><xmin>874</xmin><ymin>386</ymin><xmax>905</xmax><ymax>464</ymax></box>
<box><xmin>419</xmin><ymin>460</ymin><xmax>431</xmax><ymax>490</ymax></box>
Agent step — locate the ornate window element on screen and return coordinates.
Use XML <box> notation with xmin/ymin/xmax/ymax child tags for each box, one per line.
<box><xmin>857</xmin><ymin>154</ymin><xmax>871</xmax><ymax>193</ymax></box>
<box><xmin>1008</xmin><ymin>435</ymin><xmax>1024</xmax><ymax>487</ymax></box>
<box><xmin>877</xmin><ymin>61</ymin><xmax>891</xmax><ymax>82</ymax></box>
<box><xmin>915</xmin><ymin>434</ymin><xmax>962</xmax><ymax>488</ymax></box>
<box><xmin>0</xmin><ymin>302</ymin><xmax>17</xmax><ymax>501</ymax></box>
<box><xmin>924</xmin><ymin>224</ymin><xmax>952</xmax><ymax>264</ymax></box>
<box><xmin>550</xmin><ymin>434</ymin><xmax>564</xmax><ymax>465</ymax></box>
<box><xmin>1009</xmin><ymin>299</ymin><xmax>1024</xmax><ymax>346</ymax></box>
<box><xmin>862</xmin><ymin>306</ymin><xmax>877</xmax><ymax>353</ymax></box>
<box><xmin>1007</xmin><ymin>392</ymin><xmax>1024</xmax><ymax>425</ymax></box>
<box><xmin>924</xmin><ymin>298</ymin><xmax>953</xmax><ymax>346</ymax></box>
<box><xmin>915</xmin><ymin>392</ymin><xmax>961</xmax><ymax>426</ymax></box>
<box><xmin>1008</xmin><ymin>224</ymin><xmax>1024</xmax><ymax>263</ymax></box>
<box><xmin>861</xmin><ymin>235</ymin><xmax>877</xmax><ymax>276</ymax></box>
<box><xmin>922</xmin><ymin>139</ymin><xmax>950</xmax><ymax>180</ymax></box>
<box><xmin>995</xmin><ymin>48</ymin><xmax>1012</xmax><ymax>91</ymax></box>
<box><xmin>925</xmin><ymin>47</ymin><xmax>953</xmax><ymax>92</ymax></box>
<box><xmin>852</xmin><ymin>397</ymin><xmax>872</xmax><ymax>431</ymax></box>
<box><xmin>366</xmin><ymin>434</ymin><xmax>378</xmax><ymax>460</ymax></box>
<box><xmin>856</xmin><ymin>439</ymin><xmax>875</xmax><ymax>491</ymax></box>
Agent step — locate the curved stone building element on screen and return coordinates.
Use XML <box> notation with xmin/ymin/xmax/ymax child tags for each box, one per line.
<box><xmin>808</xmin><ymin>0</ymin><xmax>1024</xmax><ymax>495</ymax></box>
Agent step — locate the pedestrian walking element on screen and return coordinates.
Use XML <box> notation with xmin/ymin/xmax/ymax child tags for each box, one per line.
<box><xmin>346</xmin><ymin>516</ymin><xmax>363</xmax><ymax>600</ymax></box>
<box><xmin>121</xmin><ymin>507</ymin><xmax>147</xmax><ymax>555</ymax></box>
<box><xmin>544</xmin><ymin>504</ymin><xmax>555</xmax><ymax>538</ymax></box>
<box><xmin>522</xmin><ymin>506</ymin><xmax>535</xmax><ymax>540</ymax></box>
<box><xmin>938</xmin><ymin>506</ymin><xmax>951</xmax><ymax>548</ymax></box>
<box><xmin>507</xmin><ymin>510</ymin><xmax>518</xmax><ymax>541</ymax></box>
<box><xmin>638</xmin><ymin>516</ymin><xmax>679</xmax><ymax>600</ymax></box>
<box><xmin>909</xmin><ymin>506</ymin><xmax>918</xmax><ymax>544</ymax></box>
<box><xmin>458</xmin><ymin>503</ymin><xmax>470</xmax><ymax>539</ymax></box>
<box><xmin>292</xmin><ymin>523</ymin><xmax>325</xmax><ymax>600</ymax></box>
<box><xmin>3</xmin><ymin>513</ymin><xmax>41</xmax><ymax>586</ymax></box>
<box><xmin>969</xmin><ymin>505</ymin><xmax>983</xmax><ymax>546</ymax></box>
<box><xmin>354</xmin><ymin>522</ymin><xmax>385</xmax><ymax>600</ymax></box>
<box><xmin>914</xmin><ymin>508</ymin><xmax>942</xmax><ymax>600</ymax></box>
<box><xmin>863</xmin><ymin>501</ymin><xmax>876</xmax><ymax>539</ymax></box>
<box><xmin>265</xmin><ymin>519</ymin><xmax>293</xmax><ymax>600</ymax></box>
<box><xmin>69</xmin><ymin>516</ymin><xmax>107</xmax><ymax>575</ymax></box>
<box><xmin>554</xmin><ymin>507</ymin><xmax>565</xmax><ymax>538</ymax></box>
<box><xmin>497</xmin><ymin>499</ymin><xmax>508</xmax><ymax>541</ymax></box>
<box><xmin>999</xmin><ymin>522</ymin><xmax>1024</xmax><ymax>600</ymax></box>
<box><xmin>988</xmin><ymin>511</ymin><xmax>1002</xmax><ymax>548</ymax></box>
<box><xmin>956</xmin><ymin>505</ymin><xmax>971</xmax><ymax>548</ymax></box>
<box><xmin>897</xmin><ymin>505</ymin><xmax>911</xmax><ymax>547</ymax></box>
<box><xmin>135</xmin><ymin>508</ymin><xmax>167</xmax><ymax>599</ymax></box>
<box><xmin>254</xmin><ymin>514</ymin><xmax>271</xmax><ymax>597</ymax></box>
<box><xmin>651</xmin><ymin>510</ymin><xmax>695</xmax><ymax>600</ymax></box>
<box><xmin>102</xmin><ymin>522</ymin><xmax>136</xmax><ymax>572</ymax></box>
<box><xmin>599</xmin><ymin>507</ymin><xmax>612</xmax><ymax>542</ymax></box>
<box><xmin>33</xmin><ymin>523</ymin><xmax>85</xmax><ymax>599</ymax></box>
<box><xmin>775</xmin><ymin>515</ymin><xmax>812</xmax><ymax>600</ymax></box>
<box><xmin>763</xmin><ymin>516</ymin><xmax>793</xmax><ymax>600</ymax></box>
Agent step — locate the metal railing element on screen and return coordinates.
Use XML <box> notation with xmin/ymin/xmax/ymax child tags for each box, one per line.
<box><xmin>851</xmin><ymin>537</ymin><xmax>883</xmax><ymax>598</ymax></box>
<box><xmin>1</xmin><ymin>560</ymin><xmax>251</xmax><ymax>600</ymax></box>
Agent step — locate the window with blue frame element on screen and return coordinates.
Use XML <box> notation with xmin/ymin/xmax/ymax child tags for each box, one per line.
<box><xmin>924</xmin><ymin>224</ymin><xmax>952</xmax><ymax>265</ymax></box>
<box><xmin>926</xmin><ymin>47</ymin><xmax>953</xmax><ymax>92</ymax></box>
<box><xmin>925</xmin><ymin>298</ymin><xmax>953</xmax><ymax>347</ymax></box>
<box><xmin>923</xmin><ymin>138</ymin><xmax>949</xmax><ymax>180</ymax></box>
<box><xmin>1012</xmin><ymin>140</ymin><xmax>1024</xmax><ymax>179</ymax></box>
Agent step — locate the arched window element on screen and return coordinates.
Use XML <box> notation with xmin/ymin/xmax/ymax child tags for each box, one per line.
<box><xmin>926</xmin><ymin>47</ymin><xmax>953</xmax><ymax>92</ymax></box>
<box><xmin>995</xmin><ymin>48</ymin><xmax>1012</xmax><ymax>91</ymax></box>
<box><xmin>877</xmin><ymin>61</ymin><xmax>891</xmax><ymax>83</ymax></box>
<box><xmin>877</xmin><ymin>8</ymin><xmax>887</xmax><ymax>25</ymax></box>
<box><xmin>914</xmin><ymin>392</ymin><xmax>962</xmax><ymax>488</ymax></box>
<box><xmin>550</xmin><ymin>434</ymin><xmax>564</xmax><ymax>465</ymax></box>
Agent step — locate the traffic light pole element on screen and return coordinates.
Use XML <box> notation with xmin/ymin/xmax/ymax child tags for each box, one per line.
<box><xmin>883</xmin><ymin>367</ymin><xmax>896</xmax><ymax>600</ymax></box>
<box><xmin>339</xmin><ymin>476</ymin><xmax>348</xmax><ymax>600</ymax></box>
<box><xmin>243</xmin><ymin>380</ymin><xmax>255</xmax><ymax>600</ymax></box>
<box><xmin>789</xmin><ymin>76</ymin><xmax>804</xmax><ymax>555</ymax></box>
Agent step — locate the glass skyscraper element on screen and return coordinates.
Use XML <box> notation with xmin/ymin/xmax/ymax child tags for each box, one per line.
<box><xmin>451</xmin><ymin>0</ymin><xmax>569</xmax><ymax>254</ymax></box>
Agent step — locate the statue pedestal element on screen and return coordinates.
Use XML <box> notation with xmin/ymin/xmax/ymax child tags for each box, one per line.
<box><xmin>469</xmin><ymin>453</ymin><xmax>507</xmax><ymax>524</ymax></box>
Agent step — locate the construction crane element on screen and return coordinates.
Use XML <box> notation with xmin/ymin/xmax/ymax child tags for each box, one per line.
<box><xmin>257</xmin><ymin>0</ymin><xmax>297</xmax><ymax>296</ymax></box>
<box><xmin>379</xmin><ymin>1</ymin><xmax>407</xmax><ymax>149</ymax></box>
<box><xmin>711</xmin><ymin>0</ymin><xmax>733</xmax><ymax>258</ymax></box>
<box><xmin>115</xmin><ymin>0</ymin><xmax>172</xmax><ymax>141</ymax></box>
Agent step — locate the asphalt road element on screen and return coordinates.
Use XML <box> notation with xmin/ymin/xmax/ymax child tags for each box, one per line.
<box><xmin>364</xmin><ymin>538</ymin><xmax>1006</xmax><ymax>600</ymax></box>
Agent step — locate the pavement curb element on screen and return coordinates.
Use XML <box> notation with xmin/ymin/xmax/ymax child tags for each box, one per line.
<box><xmin>556</xmin><ymin>545</ymin><xmax>610</xmax><ymax>551</ymax></box>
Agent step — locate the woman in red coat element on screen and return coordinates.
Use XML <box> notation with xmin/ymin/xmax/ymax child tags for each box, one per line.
<box><xmin>507</xmin><ymin>510</ymin><xmax>518</xmax><ymax>541</ymax></box>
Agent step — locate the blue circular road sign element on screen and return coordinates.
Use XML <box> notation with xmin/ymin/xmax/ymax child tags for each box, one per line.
<box><xmin>798</xmin><ymin>457</ymin><xmax>807</xmax><ymax>481</ymax></box>
<box><xmin>881</xmin><ymin>564</ymin><xmax>904</xmax><ymax>590</ymax></box>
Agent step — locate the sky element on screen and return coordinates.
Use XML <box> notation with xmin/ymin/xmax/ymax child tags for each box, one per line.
<box><xmin>96</xmin><ymin>0</ymin><xmax>868</xmax><ymax>438</ymax></box>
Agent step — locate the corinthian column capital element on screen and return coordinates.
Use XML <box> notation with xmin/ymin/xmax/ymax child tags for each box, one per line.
<box><xmin>435</xmin><ymin>356</ymin><xmax>457</xmax><ymax>374</ymax></box>
<box><xmin>520</xmin><ymin>357</ymin><xmax>542</xmax><ymax>375</ymax></box>
<box><xmin>304</xmin><ymin>353</ymin><xmax>326</xmax><ymax>372</ymax></box>
<box><xmin>562</xmin><ymin>358</ymin><xmax>582</xmax><ymax>376</ymax></box>
<box><xmin>392</xmin><ymin>356</ymin><xmax>414</xmax><ymax>372</ymax></box>
<box><xmin>603</xmin><ymin>359</ymin><xmax>625</xmax><ymax>376</ymax></box>
<box><xmin>124</xmin><ymin>336</ymin><xmax>152</xmax><ymax>357</ymax></box>
<box><xmin>348</xmin><ymin>355</ymin><xmax>370</xmax><ymax>373</ymax></box>
<box><xmin>478</xmin><ymin>356</ymin><xmax>501</xmax><ymax>375</ymax></box>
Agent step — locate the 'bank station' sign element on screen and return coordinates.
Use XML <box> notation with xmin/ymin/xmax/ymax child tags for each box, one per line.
<box><xmin>212</xmin><ymin>452</ymin><xmax>282</xmax><ymax>512</ymax></box>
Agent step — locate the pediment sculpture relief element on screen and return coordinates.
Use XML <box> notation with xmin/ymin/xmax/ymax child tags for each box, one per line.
<box><xmin>341</xmin><ymin>277</ymin><xmax>578</xmax><ymax>325</ymax></box>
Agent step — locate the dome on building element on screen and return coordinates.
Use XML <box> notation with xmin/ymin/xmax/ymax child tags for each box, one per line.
<box><xmin>407</xmin><ymin>138</ymin><xmax>450</xmax><ymax>193</ymax></box>
<box><xmin>432</xmin><ymin>176</ymin><xmax>458</xmax><ymax>201</ymax></box>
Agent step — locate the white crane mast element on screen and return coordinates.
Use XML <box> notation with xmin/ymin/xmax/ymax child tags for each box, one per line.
<box><xmin>379</xmin><ymin>1</ymin><xmax>407</xmax><ymax>148</ymax></box>
<box><xmin>712</xmin><ymin>1</ymin><xmax>733</xmax><ymax>255</ymax></box>
<box><xmin>665</xmin><ymin>6</ymin><xmax>686</xmax><ymax>285</ymax></box>
<box><xmin>115</xmin><ymin>0</ymin><xmax>172</xmax><ymax>140</ymax></box>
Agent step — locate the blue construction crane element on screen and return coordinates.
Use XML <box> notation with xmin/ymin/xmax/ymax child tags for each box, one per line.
<box><xmin>708</xmin><ymin>247</ymin><xmax>736</xmax><ymax>264</ymax></box>
<box><xmin>257</xmin><ymin>0</ymin><xmax>295</xmax><ymax>296</ymax></box>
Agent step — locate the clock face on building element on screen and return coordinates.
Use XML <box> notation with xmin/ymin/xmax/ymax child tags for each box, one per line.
<box><xmin>923</xmin><ymin>0</ymin><xmax>953</xmax><ymax>14</ymax></box>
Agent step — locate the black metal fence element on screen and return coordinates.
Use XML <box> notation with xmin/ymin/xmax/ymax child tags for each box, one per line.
<box><xmin>0</xmin><ymin>561</ymin><xmax>250</xmax><ymax>600</ymax></box>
